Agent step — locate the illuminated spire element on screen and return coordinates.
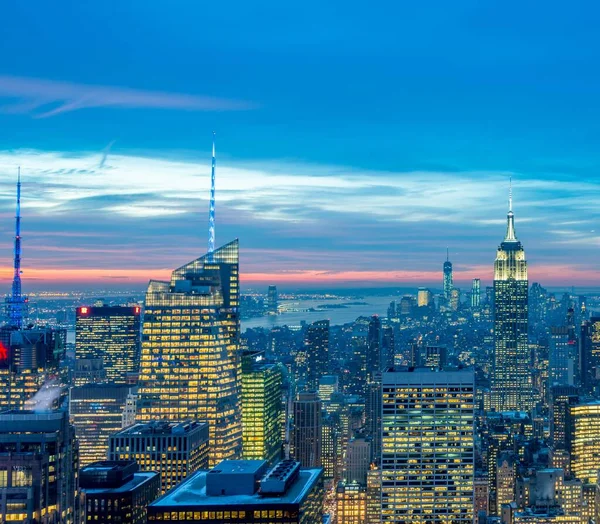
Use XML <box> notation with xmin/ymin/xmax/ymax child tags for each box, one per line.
<box><xmin>6</xmin><ymin>167</ymin><xmax>27</xmax><ymax>328</ymax></box>
<box><xmin>505</xmin><ymin>177</ymin><xmax>517</xmax><ymax>241</ymax></box>
<box><xmin>208</xmin><ymin>132</ymin><xmax>216</xmax><ymax>254</ymax></box>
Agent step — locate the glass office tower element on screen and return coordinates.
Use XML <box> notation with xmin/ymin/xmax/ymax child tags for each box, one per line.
<box><xmin>137</xmin><ymin>240</ymin><xmax>242</xmax><ymax>466</ymax></box>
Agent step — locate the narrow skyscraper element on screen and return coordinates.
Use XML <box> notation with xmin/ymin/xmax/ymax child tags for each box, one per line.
<box><xmin>471</xmin><ymin>278</ymin><xmax>481</xmax><ymax>308</ymax></box>
<box><xmin>491</xmin><ymin>184</ymin><xmax>532</xmax><ymax>412</ymax></box>
<box><xmin>443</xmin><ymin>248</ymin><xmax>453</xmax><ymax>302</ymax></box>
<box><xmin>5</xmin><ymin>168</ymin><xmax>27</xmax><ymax>329</ymax></box>
<box><xmin>137</xmin><ymin>240</ymin><xmax>242</xmax><ymax>466</ymax></box>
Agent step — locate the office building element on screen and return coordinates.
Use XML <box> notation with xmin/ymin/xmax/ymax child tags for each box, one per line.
<box><xmin>336</xmin><ymin>481</ymin><xmax>367</xmax><ymax>524</ymax></box>
<box><xmin>137</xmin><ymin>240</ymin><xmax>242</xmax><ymax>466</ymax></box>
<box><xmin>580</xmin><ymin>317</ymin><xmax>600</xmax><ymax>395</ymax></box>
<box><xmin>0</xmin><ymin>410</ymin><xmax>79</xmax><ymax>523</ymax></box>
<box><xmin>365</xmin><ymin>378</ymin><xmax>382</xmax><ymax>463</ymax></box>
<box><xmin>321</xmin><ymin>416</ymin><xmax>339</xmax><ymax>481</ymax></box>
<box><xmin>75</xmin><ymin>304</ymin><xmax>141</xmax><ymax>385</ymax></box>
<box><xmin>417</xmin><ymin>287</ymin><xmax>433</xmax><ymax>308</ymax></box>
<box><xmin>344</xmin><ymin>436</ymin><xmax>371</xmax><ymax>484</ymax></box>
<box><xmin>292</xmin><ymin>392</ymin><xmax>322</xmax><ymax>468</ymax></box>
<box><xmin>570</xmin><ymin>401</ymin><xmax>600</xmax><ymax>484</ymax></box>
<box><xmin>318</xmin><ymin>375</ymin><xmax>339</xmax><ymax>407</ymax></box>
<box><xmin>550</xmin><ymin>385</ymin><xmax>579</xmax><ymax>450</ymax></box>
<box><xmin>73</xmin><ymin>358</ymin><xmax>106</xmax><ymax>386</ymax></box>
<box><xmin>496</xmin><ymin>452</ymin><xmax>516</xmax><ymax>509</ymax></box>
<box><xmin>109</xmin><ymin>420</ymin><xmax>209</xmax><ymax>493</ymax></box>
<box><xmin>366</xmin><ymin>467</ymin><xmax>382</xmax><ymax>524</ymax></box>
<box><xmin>80</xmin><ymin>461</ymin><xmax>160</xmax><ymax>524</ymax></box>
<box><xmin>267</xmin><ymin>285</ymin><xmax>278</xmax><ymax>315</ymax></box>
<box><xmin>381</xmin><ymin>368</ymin><xmax>475</xmax><ymax>523</ymax></box>
<box><xmin>450</xmin><ymin>287</ymin><xmax>460</xmax><ymax>311</ymax></box>
<box><xmin>491</xmin><ymin>191</ymin><xmax>532</xmax><ymax>412</ymax></box>
<box><xmin>424</xmin><ymin>344</ymin><xmax>447</xmax><ymax>370</ymax></box>
<box><xmin>472</xmin><ymin>278</ymin><xmax>481</xmax><ymax>308</ymax></box>
<box><xmin>443</xmin><ymin>250</ymin><xmax>453</xmax><ymax>302</ymax></box>
<box><xmin>304</xmin><ymin>320</ymin><xmax>329</xmax><ymax>390</ymax></box>
<box><xmin>69</xmin><ymin>383</ymin><xmax>132</xmax><ymax>467</ymax></box>
<box><xmin>146</xmin><ymin>459</ymin><xmax>324</xmax><ymax>524</ymax></box>
<box><xmin>241</xmin><ymin>351</ymin><xmax>283</xmax><ymax>464</ymax></box>
<box><xmin>381</xmin><ymin>326</ymin><xmax>395</xmax><ymax>369</ymax></box>
<box><xmin>549</xmin><ymin>309</ymin><xmax>578</xmax><ymax>388</ymax></box>
<box><xmin>398</xmin><ymin>296</ymin><xmax>415</xmax><ymax>316</ymax></box>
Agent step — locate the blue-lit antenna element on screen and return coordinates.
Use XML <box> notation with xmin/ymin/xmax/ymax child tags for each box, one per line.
<box><xmin>208</xmin><ymin>132</ymin><xmax>216</xmax><ymax>255</ymax></box>
<box><xmin>6</xmin><ymin>167</ymin><xmax>27</xmax><ymax>328</ymax></box>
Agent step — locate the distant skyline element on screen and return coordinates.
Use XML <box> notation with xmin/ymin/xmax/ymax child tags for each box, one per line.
<box><xmin>0</xmin><ymin>2</ymin><xmax>598</xmax><ymax>288</ymax></box>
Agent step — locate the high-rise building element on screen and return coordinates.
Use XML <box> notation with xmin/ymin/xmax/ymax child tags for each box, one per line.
<box><xmin>450</xmin><ymin>287</ymin><xmax>461</xmax><ymax>311</ymax></box>
<box><xmin>336</xmin><ymin>481</ymin><xmax>367</xmax><ymax>524</ymax></box>
<box><xmin>305</xmin><ymin>319</ymin><xmax>329</xmax><ymax>390</ymax></box>
<box><xmin>580</xmin><ymin>317</ymin><xmax>600</xmax><ymax>395</ymax></box>
<box><xmin>569</xmin><ymin>401</ymin><xmax>600</xmax><ymax>484</ymax></box>
<box><xmin>241</xmin><ymin>351</ymin><xmax>283</xmax><ymax>464</ymax></box>
<box><xmin>365</xmin><ymin>378</ymin><xmax>382</xmax><ymax>463</ymax></box>
<box><xmin>80</xmin><ymin>461</ymin><xmax>160</xmax><ymax>524</ymax></box>
<box><xmin>381</xmin><ymin>326</ymin><xmax>395</xmax><ymax>369</ymax></box>
<box><xmin>267</xmin><ymin>285</ymin><xmax>278</xmax><ymax>315</ymax></box>
<box><xmin>318</xmin><ymin>375</ymin><xmax>339</xmax><ymax>407</ymax></box>
<box><xmin>366</xmin><ymin>315</ymin><xmax>381</xmax><ymax>382</ymax></box>
<box><xmin>0</xmin><ymin>409</ymin><xmax>79</xmax><ymax>524</ymax></box>
<box><xmin>366</xmin><ymin>467</ymin><xmax>382</xmax><ymax>524</ymax></box>
<box><xmin>381</xmin><ymin>368</ymin><xmax>474</xmax><ymax>523</ymax></box>
<box><xmin>491</xmin><ymin>190</ymin><xmax>532</xmax><ymax>412</ymax></box>
<box><xmin>472</xmin><ymin>278</ymin><xmax>481</xmax><ymax>308</ymax></box>
<box><xmin>292</xmin><ymin>391</ymin><xmax>322</xmax><ymax>468</ymax></box>
<box><xmin>549</xmin><ymin>309</ymin><xmax>578</xmax><ymax>388</ymax></box>
<box><xmin>443</xmin><ymin>249</ymin><xmax>453</xmax><ymax>302</ymax></box>
<box><xmin>137</xmin><ymin>240</ymin><xmax>242</xmax><ymax>466</ymax></box>
<box><xmin>75</xmin><ymin>304</ymin><xmax>141</xmax><ymax>385</ymax></box>
<box><xmin>424</xmin><ymin>344</ymin><xmax>447</xmax><ymax>370</ymax></box>
<box><xmin>550</xmin><ymin>385</ymin><xmax>579</xmax><ymax>451</ymax></box>
<box><xmin>146</xmin><ymin>459</ymin><xmax>324</xmax><ymax>524</ymax></box>
<box><xmin>417</xmin><ymin>287</ymin><xmax>433</xmax><ymax>308</ymax></box>
<box><xmin>109</xmin><ymin>420</ymin><xmax>210</xmax><ymax>493</ymax></box>
<box><xmin>69</xmin><ymin>383</ymin><xmax>132</xmax><ymax>466</ymax></box>
<box><xmin>344</xmin><ymin>436</ymin><xmax>371</xmax><ymax>484</ymax></box>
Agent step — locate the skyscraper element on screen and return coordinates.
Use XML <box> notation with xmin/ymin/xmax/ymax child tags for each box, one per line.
<box><xmin>443</xmin><ymin>249</ymin><xmax>453</xmax><ymax>302</ymax></box>
<box><xmin>366</xmin><ymin>315</ymin><xmax>381</xmax><ymax>382</ymax></box>
<box><xmin>549</xmin><ymin>309</ymin><xmax>578</xmax><ymax>388</ymax></box>
<box><xmin>0</xmin><ymin>409</ymin><xmax>79</xmax><ymax>523</ymax></box>
<box><xmin>471</xmin><ymin>278</ymin><xmax>481</xmax><ymax>308</ymax></box>
<box><xmin>75</xmin><ymin>304</ymin><xmax>141</xmax><ymax>384</ymax></box>
<box><xmin>305</xmin><ymin>319</ymin><xmax>329</xmax><ymax>390</ymax></box>
<box><xmin>570</xmin><ymin>401</ymin><xmax>600</xmax><ymax>484</ymax></box>
<box><xmin>267</xmin><ymin>285</ymin><xmax>278</xmax><ymax>315</ymax></box>
<box><xmin>137</xmin><ymin>240</ymin><xmax>242</xmax><ymax>466</ymax></box>
<box><xmin>491</xmin><ymin>187</ymin><xmax>532</xmax><ymax>412</ymax></box>
<box><xmin>69</xmin><ymin>383</ymin><xmax>132</xmax><ymax>466</ymax></box>
<box><xmin>417</xmin><ymin>287</ymin><xmax>433</xmax><ymax>308</ymax></box>
<box><xmin>381</xmin><ymin>368</ymin><xmax>475</xmax><ymax>523</ymax></box>
<box><xmin>292</xmin><ymin>391</ymin><xmax>322</xmax><ymax>468</ymax></box>
<box><xmin>241</xmin><ymin>351</ymin><xmax>283</xmax><ymax>464</ymax></box>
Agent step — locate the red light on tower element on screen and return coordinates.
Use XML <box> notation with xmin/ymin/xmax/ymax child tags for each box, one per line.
<box><xmin>80</xmin><ymin>307</ymin><xmax>89</xmax><ymax>315</ymax></box>
<box><xmin>134</xmin><ymin>306</ymin><xmax>140</xmax><ymax>314</ymax></box>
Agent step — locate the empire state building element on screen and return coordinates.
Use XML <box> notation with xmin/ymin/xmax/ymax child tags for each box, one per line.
<box><xmin>491</xmin><ymin>189</ymin><xmax>532</xmax><ymax>412</ymax></box>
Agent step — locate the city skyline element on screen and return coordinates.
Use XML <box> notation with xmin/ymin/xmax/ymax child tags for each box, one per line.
<box><xmin>0</xmin><ymin>3</ymin><xmax>599</xmax><ymax>289</ymax></box>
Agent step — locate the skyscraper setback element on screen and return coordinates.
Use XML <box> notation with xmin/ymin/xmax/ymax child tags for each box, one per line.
<box><xmin>491</xmin><ymin>188</ymin><xmax>532</xmax><ymax>412</ymax></box>
<box><xmin>137</xmin><ymin>240</ymin><xmax>242</xmax><ymax>466</ymax></box>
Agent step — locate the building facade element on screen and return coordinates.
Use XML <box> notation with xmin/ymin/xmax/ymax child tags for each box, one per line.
<box><xmin>292</xmin><ymin>392</ymin><xmax>322</xmax><ymax>468</ymax></box>
<box><xmin>137</xmin><ymin>240</ymin><xmax>242</xmax><ymax>466</ymax></box>
<box><xmin>381</xmin><ymin>368</ymin><xmax>475</xmax><ymax>523</ymax></box>
<box><xmin>75</xmin><ymin>304</ymin><xmax>141</xmax><ymax>385</ymax></box>
<box><xmin>109</xmin><ymin>420</ymin><xmax>209</xmax><ymax>493</ymax></box>
<box><xmin>491</xmin><ymin>195</ymin><xmax>532</xmax><ymax>412</ymax></box>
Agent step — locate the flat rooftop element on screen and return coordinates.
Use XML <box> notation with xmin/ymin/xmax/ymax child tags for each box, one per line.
<box><xmin>82</xmin><ymin>471</ymin><xmax>158</xmax><ymax>495</ymax></box>
<box><xmin>151</xmin><ymin>468</ymin><xmax>322</xmax><ymax>508</ymax></box>
<box><xmin>112</xmin><ymin>420</ymin><xmax>208</xmax><ymax>436</ymax></box>
<box><xmin>211</xmin><ymin>460</ymin><xmax>265</xmax><ymax>475</ymax></box>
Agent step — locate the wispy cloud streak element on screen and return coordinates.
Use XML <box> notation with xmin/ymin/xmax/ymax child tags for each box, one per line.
<box><xmin>0</xmin><ymin>76</ymin><xmax>256</xmax><ymax>117</ymax></box>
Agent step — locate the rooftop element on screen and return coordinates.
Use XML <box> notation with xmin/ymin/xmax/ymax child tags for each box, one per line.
<box><xmin>151</xmin><ymin>466</ymin><xmax>322</xmax><ymax>509</ymax></box>
<box><xmin>81</xmin><ymin>470</ymin><xmax>158</xmax><ymax>495</ymax></box>
<box><xmin>111</xmin><ymin>420</ymin><xmax>208</xmax><ymax>436</ymax></box>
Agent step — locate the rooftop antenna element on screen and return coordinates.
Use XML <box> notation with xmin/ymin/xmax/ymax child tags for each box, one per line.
<box><xmin>207</xmin><ymin>132</ymin><xmax>216</xmax><ymax>255</ymax></box>
<box><xmin>6</xmin><ymin>167</ymin><xmax>27</xmax><ymax>328</ymax></box>
<box><xmin>509</xmin><ymin>176</ymin><xmax>513</xmax><ymax>213</ymax></box>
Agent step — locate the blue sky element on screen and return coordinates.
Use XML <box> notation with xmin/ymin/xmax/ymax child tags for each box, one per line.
<box><xmin>0</xmin><ymin>1</ymin><xmax>598</xmax><ymax>288</ymax></box>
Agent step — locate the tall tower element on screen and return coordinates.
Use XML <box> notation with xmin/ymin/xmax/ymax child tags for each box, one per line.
<box><xmin>5</xmin><ymin>168</ymin><xmax>27</xmax><ymax>328</ymax></box>
<box><xmin>381</xmin><ymin>368</ymin><xmax>475</xmax><ymax>523</ymax></box>
<box><xmin>137</xmin><ymin>240</ymin><xmax>242</xmax><ymax>466</ymax></box>
<box><xmin>491</xmin><ymin>183</ymin><xmax>531</xmax><ymax>412</ymax></box>
<box><xmin>443</xmin><ymin>248</ymin><xmax>453</xmax><ymax>302</ymax></box>
<box><xmin>208</xmin><ymin>132</ymin><xmax>216</xmax><ymax>255</ymax></box>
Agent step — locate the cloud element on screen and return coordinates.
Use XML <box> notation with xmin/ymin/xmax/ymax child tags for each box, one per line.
<box><xmin>0</xmin><ymin>76</ymin><xmax>257</xmax><ymax>117</ymax></box>
<box><xmin>0</xmin><ymin>147</ymin><xmax>597</xmax><ymax>287</ymax></box>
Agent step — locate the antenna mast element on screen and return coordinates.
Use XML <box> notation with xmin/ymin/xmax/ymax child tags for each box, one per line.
<box><xmin>208</xmin><ymin>132</ymin><xmax>216</xmax><ymax>254</ymax></box>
